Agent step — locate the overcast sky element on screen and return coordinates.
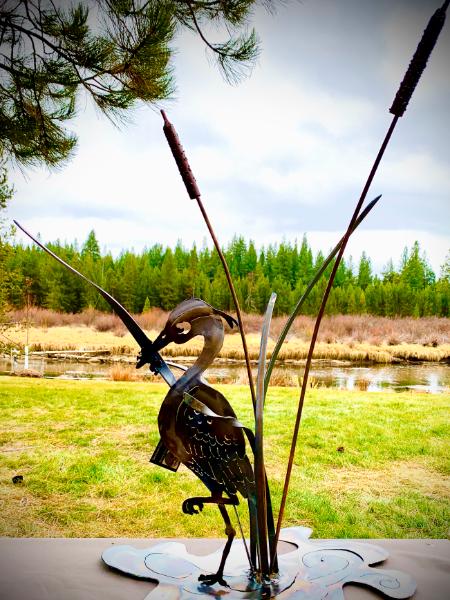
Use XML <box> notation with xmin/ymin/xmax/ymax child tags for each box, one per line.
<box><xmin>8</xmin><ymin>0</ymin><xmax>450</xmax><ymax>275</ymax></box>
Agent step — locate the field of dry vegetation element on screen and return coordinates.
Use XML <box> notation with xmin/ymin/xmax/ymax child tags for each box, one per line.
<box><xmin>4</xmin><ymin>307</ymin><xmax>450</xmax><ymax>365</ymax></box>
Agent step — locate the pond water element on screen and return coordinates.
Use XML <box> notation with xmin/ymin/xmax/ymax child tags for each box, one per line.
<box><xmin>1</xmin><ymin>356</ymin><xmax>449</xmax><ymax>394</ymax></box>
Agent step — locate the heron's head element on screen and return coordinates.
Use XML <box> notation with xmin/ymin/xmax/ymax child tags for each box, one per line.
<box><xmin>151</xmin><ymin>298</ymin><xmax>238</xmax><ymax>353</ymax></box>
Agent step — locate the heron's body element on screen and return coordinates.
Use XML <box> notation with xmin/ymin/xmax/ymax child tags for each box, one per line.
<box><xmin>159</xmin><ymin>380</ymin><xmax>255</xmax><ymax>499</ymax></box>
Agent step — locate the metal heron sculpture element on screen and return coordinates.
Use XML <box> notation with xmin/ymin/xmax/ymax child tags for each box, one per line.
<box><xmin>150</xmin><ymin>298</ymin><xmax>258</xmax><ymax>585</ymax></box>
<box><xmin>13</xmin><ymin>190</ymin><xmax>394</xmax><ymax>597</ymax></box>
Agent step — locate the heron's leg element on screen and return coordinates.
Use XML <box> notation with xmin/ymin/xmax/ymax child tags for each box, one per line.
<box><xmin>182</xmin><ymin>493</ymin><xmax>238</xmax><ymax>587</ymax></box>
<box><xmin>198</xmin><ymin>502</ymin><xmax>236</xmax><ymax>587</ymax></box>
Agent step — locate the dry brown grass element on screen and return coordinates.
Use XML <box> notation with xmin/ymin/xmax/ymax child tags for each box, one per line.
<box><xmin>8</xmin><ymin>306</ymin><xmax>167</xmax><ymax>333</ymax></box>
<box><xmin>6</xmin><ymin>325</ymin><xmax>137</xmax><ymax>354</ymax></box>
<box><xmin>6</xmin><ymin>323</ymin><xmax>450</xmax><ymax>364</ymax></box>
<box><xmin>268</xmin><ymin>369</ymin><xmax>299</xmax><ymax>387</ymax></box>
<box><xmin>109</xmin><ymin>364</ymin><xmax>162</xmax><ymax>382</ymax></box>
<box><xmin>137</xmin><ymin>307</ymin><xmax>168</xmax><ymax>332</ymax></box>
<box><xmin>94</xmin><ymin>314</ymin><xmax>123</xmax><ymax>334</ymax></box>
<box><xmin>8</xmin><ymin>306</ymin><xmax>101</xmax><ymax>328</ymax></box>
<box><xmin>356</xmin><ymin>378</ymin><xmax>370</xmax><ymax>391</ymax></box>
<box><xmin>5</xmin><ymin>308</ymin><xmax>450</xmax><ymax>364</ymax></box>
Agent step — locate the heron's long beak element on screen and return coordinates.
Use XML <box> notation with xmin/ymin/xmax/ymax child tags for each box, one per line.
<box><xmin>151</xmin><ymin>329</ymin><xmax>172</xmax><ymax>353</ymax></box>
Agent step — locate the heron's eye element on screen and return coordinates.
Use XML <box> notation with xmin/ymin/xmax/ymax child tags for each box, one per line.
<box><xmin>175</xmin><ymin>321</ymin><xmax>191</xmax><ymax>336</ymax></box>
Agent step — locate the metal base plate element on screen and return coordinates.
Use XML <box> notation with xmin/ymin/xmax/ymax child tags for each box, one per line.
<box><xmin>102</xmin><ymin>527</ymin><xmax>416</xmax><ymax>599</ymax></box>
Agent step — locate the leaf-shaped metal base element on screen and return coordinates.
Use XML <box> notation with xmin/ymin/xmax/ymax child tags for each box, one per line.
<box><xmin>102</xmin><ymin>527</ymin><xmax>416</xmax><ymax>599</ymax></box>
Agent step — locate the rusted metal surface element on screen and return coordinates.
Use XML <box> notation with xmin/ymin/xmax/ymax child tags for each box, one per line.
<box><xmin>162</xmin><ymin>110</ymin><xmax>201</xmax><ymax>200</ymax></box>
<box><xmin>390</xmin><ymin>0</ymin><xmax>448</xmax><ymax>117</ymax></box>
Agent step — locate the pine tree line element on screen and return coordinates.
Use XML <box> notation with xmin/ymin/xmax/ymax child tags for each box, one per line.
<box><xmin>4</xmin><ymin>231</ymin><xmax>449</xmax><ymax>318</ymax></box>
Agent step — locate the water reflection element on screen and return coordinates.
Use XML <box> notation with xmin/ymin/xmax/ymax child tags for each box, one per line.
<box><xmin>303</xmin><ymin>364</ymin><xmax>450</xmax><ymax>394</ymax></box>
<box><xmin>2</xmin><ymin>357</ymin><xmax>448</xmax><ymax>394</ymax></box>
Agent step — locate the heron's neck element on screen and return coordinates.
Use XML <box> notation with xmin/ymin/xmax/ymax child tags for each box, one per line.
<box><xmin>176</xmin><ymin>322</ymin><xmax>223</xmax><ymax>390</ymax></box>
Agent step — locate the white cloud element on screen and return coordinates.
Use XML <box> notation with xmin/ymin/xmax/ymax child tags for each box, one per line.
<box><xmin>377</xmin><ymin>151</ymin><xmax>450</xmax><ymax>194</ymax></box>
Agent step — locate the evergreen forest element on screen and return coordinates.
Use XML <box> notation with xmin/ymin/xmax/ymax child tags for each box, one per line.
<box><xmin>3</xmin><ymin>231</ymin><xmax>449</xmax><ymax>318</ymax></box>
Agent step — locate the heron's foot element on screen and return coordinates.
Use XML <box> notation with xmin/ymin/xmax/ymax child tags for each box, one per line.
<box><xmin>182</xmin><ymin>498</ymin><xmax>204</xmax><ymax>515</ymax></box>
<box><xmin>199</xmin><ymin>572</ymin><xmax>228</xmax><ymax>588</ymax></box>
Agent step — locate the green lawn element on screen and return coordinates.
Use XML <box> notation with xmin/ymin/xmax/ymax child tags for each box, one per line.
<box><xmin>0</xmin><ymin>377</ymin><xmax>448</xmax><ymax>539</ymax></box>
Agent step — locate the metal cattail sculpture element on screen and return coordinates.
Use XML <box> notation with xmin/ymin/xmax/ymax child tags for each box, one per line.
<box><xmin>161</xmin><ymin>109</ymin><xmax>257</xmax><ymax>414</ymax></box>
<box><xmin>159</xmin><ymin>117</ymin><xmax>385</xmax><ymax>583</ymax></box>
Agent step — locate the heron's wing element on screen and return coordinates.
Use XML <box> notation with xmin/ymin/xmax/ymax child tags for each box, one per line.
<box><xmin>177</xmin><ymin>391</ymin><xmax>254</xmax><ymax>497</ymax></box>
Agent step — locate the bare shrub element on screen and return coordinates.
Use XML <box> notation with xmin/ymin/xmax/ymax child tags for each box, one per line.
<box><xmin>357</xmin><ymin>378</ymin><xmax>370</xmax><ymax>391</ymax></box>
<box><xmin>8</xmin><ymin>306</ymin><xmax>106</xmax><ymax>328</ymax></box>
<box><xmin>299</xmin><ymin>375</ymin><xmax>320</xmax><ymax>389</ymax></box>
<box><xmin>269</xmin><ymin>369</ymin><xmax>298</xmax><ymax>387</ymax></box>
<box><xmin>204</xmin><ymin>373</ymin><xmax>236</xmax><ymax>385</ymax></box>
<box><xmin>15</xmin><ymin>368</ymin><xmax>42</xmax><ymax>378</ymax></box>
<box><xmin>94</xmin><ymin>314</ymin><xmax>122</xmax><ymax>332</ymax></box>
<box><xmin>78</xmin><ymin>307</ymin><xmax>102</xmax><ymax>327</ymax></box>
<box><xmin>8</xmin><ymin>306</ymin><xmax>72</xmax><ymax>327</ymax></box>
<box><xmin>109</xmin><ymin>365</ymin><xmax>141</xmax><ymax>381</ymax></box>
<box><xmin>113</xmin><ymin>328</ymin><xmax>126</xmax><ymax>337</ymax></box>
<box><xmin>241</xmin><ymin>313</ymin><xmax>263</xmax><ymax>334</ymax></box>
<box><xmin>6</xmin><ymin>307</ymin><xmax>450</xmax><ymax>349</ymax></box>
<box><xmin>136</xmin><ymin>307</ymin><xmax>168</xmax><ymax>332</ymax></box>
<box><xmin>232</xmin><ymin>367</ymin><xmax>258</xmax><ymax>385</ymax></box>
<box><xmin>422</xmin><ymin>336</ymin><xmax>439</xmax><ymax>348</ymax></box>
<box><xmin>143</xmin><ymin>372</ymin><xmax>163</xmax><ymax>383</ymax></box>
